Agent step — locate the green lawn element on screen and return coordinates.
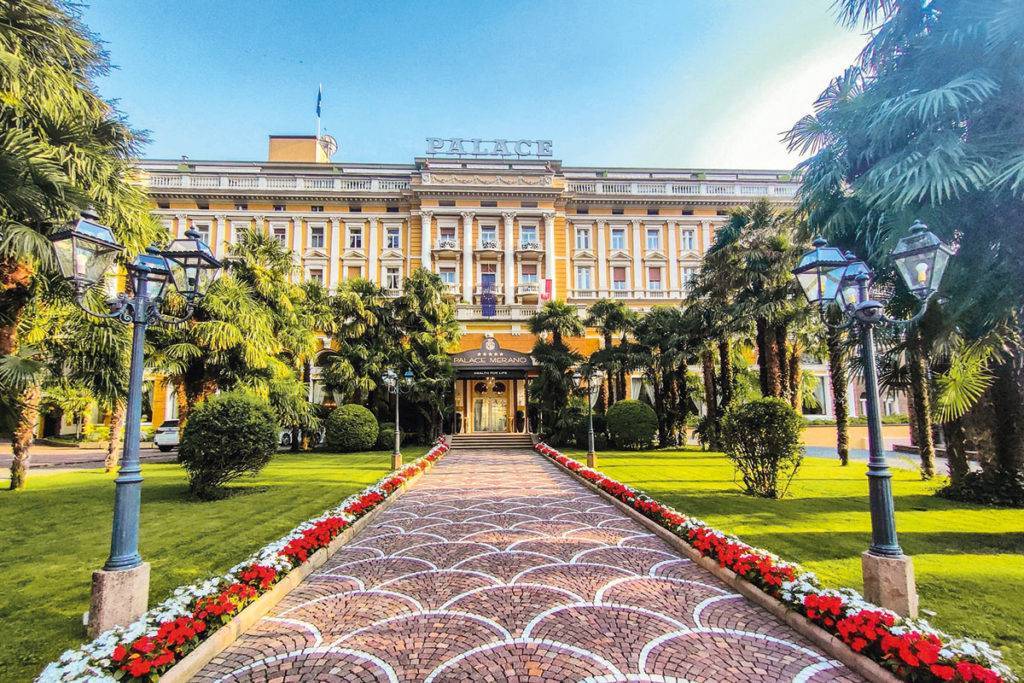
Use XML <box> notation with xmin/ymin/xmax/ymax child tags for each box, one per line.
<box><xmin>0</xmin><ymin>449</ymin><xmax>421</xmax><ymax>681</ymax></box>
<box><xmin>563</xmin><ymin>447</ymin><xmax>1024</xmax><ymax>674</ymax></box>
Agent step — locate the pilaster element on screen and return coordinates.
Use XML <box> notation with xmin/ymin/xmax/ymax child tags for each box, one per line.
<box><xmin>667</xmin><ymin>220</ymin><xmax>679</xmax><ymax>290</ymax></box>
<box><xmin>461</xmin><ymin>211</ymin><xmax>474</xmax><ymax>303</ymax></box>
<box><xmin>502</xmin><ymin>211</ymin><xmax>515</xmax><ymax>304</ymax></box>
<box><xmin>367</xmin><ymin>216</ymin><xmax>379</xmax><ymax>283</ymax></box>
<box><xmin>631</xmin><ymin>219</ymin><xmax>643</xmax><ymax>291</ymax></box>
<box><xmin>596</xmin><ymin>219</ymin><xmax>608</xmax><ymax>290</ymax></box>
<box><xmin>543</xmin><ymin>211</ymin><xmax>556</xmax><ymax>301</ymax></box>
<box><xmin>420</xmin><ymin>211</ymin><xmax>433</xmax><ymax>270</ymax></box>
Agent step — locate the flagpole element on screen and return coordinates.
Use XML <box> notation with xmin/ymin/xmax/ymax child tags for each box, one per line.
<box><xmin>316</xmin><ymin>83</ymin><xmax>322</xmax><ymax>140</ymax></box>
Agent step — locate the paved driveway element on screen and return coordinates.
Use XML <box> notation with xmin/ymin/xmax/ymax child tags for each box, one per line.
<box><xmin>195</xmin><ymin>448</ymin><xmax>863</xmax><ymax>682</ymax></box>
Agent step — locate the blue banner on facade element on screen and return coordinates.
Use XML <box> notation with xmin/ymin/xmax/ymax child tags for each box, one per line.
<box><xmin>481</xmin><ymin>281</ymin><xmax>496</xmax><ymax>317</ymax></box>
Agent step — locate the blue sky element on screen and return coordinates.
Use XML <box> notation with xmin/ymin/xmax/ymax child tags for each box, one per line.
<box><xmin>81</xmin><ymin>1</ymin><xmax>866</xmax><ymax>169</ymax></box>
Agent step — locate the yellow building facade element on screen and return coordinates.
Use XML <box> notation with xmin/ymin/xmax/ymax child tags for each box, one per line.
<box><xmin>137</xmin><ymin>135</ymin><xmax>851</xmax><ymax>434</ymax></box>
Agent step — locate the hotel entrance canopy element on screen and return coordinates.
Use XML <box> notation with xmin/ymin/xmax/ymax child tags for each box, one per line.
<box><xmin>451</xmin><ymin>337</ymin><xmax>536</xmax><ymax>378</ymax></box>
<box><xmin>451</xmin><ymin>338</ymin><xmax>536</xmax><ymax>434</ymax></box>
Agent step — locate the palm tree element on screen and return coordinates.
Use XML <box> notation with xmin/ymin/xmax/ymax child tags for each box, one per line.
<box><xmin>585</xmin><ymin>300</ymin><xmax>632</xmax><ymax>405</ymax></box>
<box><xmin>530</xmin><ymin>301</ymin><xmax>585</xmax><ymax>348</ymax></box>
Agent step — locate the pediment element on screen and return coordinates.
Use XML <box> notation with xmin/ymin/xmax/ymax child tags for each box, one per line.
<box><xmin>644</xmin><ymin>250</ymin><xmax>667</xmax><ymax>262</ymax></box>
<box><xmin>303</xmin><ymin>248</ymin><xmax>329</xmax><ymax>260</ymax></box>
<box><xmin>341</xmin><ymin>250</ymin><xmax>367</xmax><ymax>261</ymax></box>
<box><xmin>380</xmin><ymin>247</ymin><xmax>404</xmax><ymax>260</ymax></box>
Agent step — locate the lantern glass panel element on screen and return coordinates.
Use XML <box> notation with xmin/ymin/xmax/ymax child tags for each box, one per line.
<box><xmin>793</xmin><ymin>242</ymin><xmax>846</xmax><ymax>305</ymax></box>
<box><xmin>838</xmin><ymin>261</ymin><xmax>871</xmax><ymax>310</ymax></box>
<box><xmin>132</xmin><ymin>253</ymin><xmax>172</xmax><ymax>302</ymax></box>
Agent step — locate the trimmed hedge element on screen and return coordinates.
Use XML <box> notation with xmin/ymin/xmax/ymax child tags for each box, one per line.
<box><xmin>177</xmin><ymin>392</ymin><xmax>279</xmax><ymax>499</ymax></box>
<box><xmin>606</xmin><ymin>399</ymin><xmax>658</xmax><ymax>450</ymax></box>
<box><xmin>325</xmin><ymin>404</ymin><xmax>378</xmax><ymax>452</ymax></box>
<box><xmin>721</xmin><ymin>397</ymin><xmax>804</xmax><ymax>499</ymax></box>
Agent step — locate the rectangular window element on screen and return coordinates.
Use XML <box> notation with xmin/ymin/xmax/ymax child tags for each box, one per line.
<box><xmin>646</xmin><ymin>228</ymin><xmax>661</xmax><ymax>251</ymax></box>
<box><xmin>521</xmin><ymin>201</ymin><xmax>537</xmax><ymax>208</ymax></box>
<box><xmin>611</xmin><ymin>228</ymin><xmax>626</xmax><ymax>250</ymax></box>
<box><xmin>348</xmin><ymin>226</ymin><xmax>363</xmax><ymax>249</ymax></box>
<box><xmin>386</xmin><ymin>205</ymin><xmax>399</xmax><ymax>213</ymax></box>
<box><xmin>576</xmin><ymin>208</ymin><xmax>589</xmax><ymax>215</ymax></box>
<box><xmin>521</xmin><ymin>263</ymin><xmax>538</xmax><ymax>283</ymax></box>
<box><xmin>480</xmin><ymin>200</ymin><xmax>497</xmax><ymax>208</ymax></box>
<box><xmin>647</xmin><ymin>208</ymin><xmax>659</xmax><ymax>216</ymax></box>
<box><xmin>311</xmin><ymin>205</ymin><xmax>324</xmax><ymax>212</ymax></box>
<box><xmin>481</xmin><ymin>263</ymin><xmax>497</xmax><ymax>274</ymax></box>
<box><xmin>385</xmin><ymin>267</ymin><xmax>401</xmax><ymax>290</ymax></box>
<box><xmin>440</xmin><ymin>225</ymin><xmax>456</xmax><ymax>240</ymax></box>
<box><xmin>575</xmin><ymin>228</ymin><xmax>591</xmax><ymax>250</ymax></box>
<box><xmin>612</xmin><ymin>208</ymin><xmax>624</xmax><ymax>215</ymax></box>
<box><xmin>681</xmin><ymin>266</ymin><xmax>698</xmax><ymax>289</ymax></box>
<box><xmin>576</xmin><ymin>266</ymin><xmax>593</xmax><ymax>290</ymax></box>
<box><xmin>438</xmin><ymin>200</ymin><xmax>455</xmax><ymax>207</ymax></box>
<box><xmin>612</xmin><ymin>266</ymin><xmax>627</xmax><ymax>290</ymax></box>
<box><xmin>307</xmin><ymin>268</ymin><xmax>324</xmax><ymax>285</ymax></box>
<box><xmin>648</xmin><ymin>266</ymin><xmax>662</xmax><ymax>290</ymax></box>
<box><xmin>347</xmin><ymin>265</ymin><xmax>361</xmax><ymax>279</ymax></box>
<box><xmin>349</xmin><ymin>206</ymin><xmax>362</xmax><ymax>213</ymax></box>
<box><xmin>234</xmin><ymin>202</ymin><xmax>247</xmax><ymax>211</ymax></box>
<box><xmin>310</xmin><ymin>226</ymin><xmax>325</xmax><ymax>249</ymax></box>
<box><xmin>480</xmin><ymin>225</ymin><xmax>497</xmax><ymax>246</ymax></box>
<box><xmin>681</xmin><ymin>229</ymin><xmax>696</xmax><ymax>251</ymax></box>
<box><xmin>439</xmin><ymin>267</ymin><xmax>456</xmax><ymax>284</ymax></box>
<box><xmin>386</xmin><ymin>226</ymin><xmax>401</xmax><ymax>249</ymax></box>
<box><xmin>272</xmin><ymin>226</ymin><xmax>287</xmax><ymax>245</ymax></box>
<box><xmin>193</xmin><ymin>224</ymin><xmax>210</xmax><ymax>244</ymax></box>
<box><xmin>273</xmin><ymin>204</ymin><xmax>285</xmax><ymax>212</ymax></box>
<box><xmin>520</xmin><ymin>225</ymin><xmax>537</xmax><ymax>246</ymax></box>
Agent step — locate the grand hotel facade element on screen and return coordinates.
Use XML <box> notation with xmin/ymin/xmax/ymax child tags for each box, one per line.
<box><xmin>132</xmin><ymin>135</ymin><xmax>886</xmax><ymax>435</ymax></box>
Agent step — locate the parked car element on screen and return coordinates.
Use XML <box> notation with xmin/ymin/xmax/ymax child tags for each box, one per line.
<box><xmin>154</xmin><ymin>419</ymin><xmax>299</xmax><ymax>452</ymax></box>
<box><xmin>153</xmin><ymin>420</ymin><xmax>179</xmax><ymax>451</ymax></box>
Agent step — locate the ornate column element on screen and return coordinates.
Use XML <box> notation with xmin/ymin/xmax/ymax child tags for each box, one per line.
<box><xmin>461</xmin><ymin>211</ymin><xmax>474</xmax><ymax>303</ymax></box>
<box><xmin>543</xmin><ymin>211</ymin><xmax>556</xmax><ymax>301</ymax></box>
<box><xmin>596</xmin><ymin>219</ymin><xmax>608</xmax><ymax>291</ymax></box>
<box><xmin>328</xmin><ymin>217</ymin><xmax>341</xmax><ymax>291</ymax></box>
<box><xmin>502</xmin><ymin>211</ymin><xmax>515</xmax><ymax>304</ymax></box>
<box><xmin>631</xmin><ymin>219</ymin><xmax>643</xmax><ymax>292</ymax></box>
<box><xmin>367</xmin><ymin>216</ymin><xmax>379</xmax><ymax>283</ymax></box>
<box><xmin>211</xmin><ymin>214</ymin><xmax>225</xmax><ymax>259</ymax></box>
<box><xmin>667</xmin><ymin>220</ymin><xmax>679</xmax><ymax>291</ymax></box>
<box><xmin>420</xmin><ymin>211</ymin><xmax>433</xmax><ymax>270</ymax></box>
<box><xmin>174</xmin><ymin>213</ymin><xmax>188</xmax><ymax>238</ymax></box>
<box><xmin>291</xmin><ymin>215</ymin><xmax>303</xmax><ymax>283</ymax></box>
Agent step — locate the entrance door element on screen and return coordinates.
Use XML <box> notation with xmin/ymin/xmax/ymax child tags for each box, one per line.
<box><xmin>473</xmin><ymin>398</ymin><xmax>507</xmax><ymax>432</ymax></box>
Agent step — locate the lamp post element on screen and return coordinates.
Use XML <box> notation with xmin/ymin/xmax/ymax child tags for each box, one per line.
<box><xmin>572</xmin><ymin>367</ymin><xmax>603</xmax><ymax>468</ymax></box>
<box><xmin>792</xmin><ymin>220</ymin><xmax>953</xmax><ymax>617</ymax></box>
<box><xmin>382</xmin><ymin>368</ymin><xmax>414</xmax><ymax>470</ymax></box>
<box><xmin>50</xmin><ymin>211</ymin><xmax>221</xmax><ymax>635</ymax></box>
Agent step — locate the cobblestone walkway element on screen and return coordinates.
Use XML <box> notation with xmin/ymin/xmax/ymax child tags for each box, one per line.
<box><xmin>195</xmin><ymin>449</ymin><xmax>864</xmax><ymax>682</ymax></box>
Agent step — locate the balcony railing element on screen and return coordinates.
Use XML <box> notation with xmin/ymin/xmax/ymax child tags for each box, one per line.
<box><xmin>517</xmin><ymin>240</ymin><xmax>543</xmax><ymax>251</ymax></box>
<box><xmin>455</xmin><ymin>304</ymin><xmax>536</xmax><ymax>321</ymax></box>
<box><xmin>570</xmin><ymin>288</ymin><xmax>692</xmax><ymax>300</ymax></box>
<box><xmin>146</xmin><ymin>173</ymin><xmax>411</xmax><ymax>193</ymax></box>
<box><xmin>565</xmin><ymin>180</ymin><xmax>798</xmax><ymax>198</ymax></box>
<box><xmin>433</xmin><ymin>238</ymin><xmax>459</xmax><ymax>251</ymax></box>
<box><xmin>516</xmin><ymin>282</ymin><xmax>540</xmax><ymax>297</ymax></box>
<box><xmin>476</xmin><ymin>239</ymin><xmax>500</xmax><ymax>250</ymax></box>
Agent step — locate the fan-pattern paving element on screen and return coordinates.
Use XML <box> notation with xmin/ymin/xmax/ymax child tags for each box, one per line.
<box><xmin>194</xmin><ymin>448</ymin><xmax>864</xmax><ymax>682</ymax></box>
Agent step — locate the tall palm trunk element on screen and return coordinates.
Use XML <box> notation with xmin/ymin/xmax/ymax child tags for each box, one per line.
<box><xmin>756</xmin><ymin>318</ymin><xmax>769</xmax><ymax>395</ymax></box>
<box><xmin>176</xmin><ymin>382</ymin><xmax>190</xmax><ymax>428</ymax></box>
<box><xmin>788</xmin><ymin>339</ymin><xmax>802</xmax><ymax>411</ymax></box>
<box><xmin>908</xmin><ymin>330</ymin><xmax>936</xmax><ymax>479</ymax></box>
<box><xmin>775</xmin><ymin>324</ymin><xmax>790</xmax><ymax>400</ymax></box>
<box><xmin>990</xmin><ymin>346</ymin><xmax>1024</xmax><ymax>484</ymax></box>
<box><xmin>104</xmin><ymin>403</ymin><xmax>126</xmax><ymax>472</ymax></box>
<box><xmin>701</xmin><ymin>349</ymin><xmax>719</xmax><ymax>449</ymax></box>
<box><xmin>825</xmin><ymin>326</ymin><xmax>850</xmax><ymax>466</ymax></box>
<box><xmin>9</xmin><ymin>384</ymin><xmax>41</xmax><ymax>490</ymax></box>
<box><xmin>718</xmin><ymin>339</ymin><xmax>733</xmax><ymax>410</ymax></box>
<box><xmin>942</xmin><ymin>416</ymin><xmax>970</xmax><ymax>484</ymax></box>
<box><xmin>0</xmin><ymin>257</ymin><xmax>34</xmax><ymax>356</ymax></box>
<box><xmin>653</xmin><ymin>368</ymin><xmax>667</xmax><ymax>446</ymax></box>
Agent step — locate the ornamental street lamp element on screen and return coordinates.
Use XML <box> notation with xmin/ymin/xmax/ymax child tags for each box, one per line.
<box><xmin>50</xmin><ymin>213</ymin><xmax>221</xmax><ymax>636</ymax></box>
<box><xmin>793</xmin><ymin>219</ymin><xmax>953</xmax><ymax>617</ymax></box>
<box><xmin>573</xmin><ymin>367</ymin><xmax>603</xmax><ymax>468</ymax></box>
<box><xmin>382</xmin><ymin>368</ymin><xmax>414</xmax><ymax>470</ymax></box>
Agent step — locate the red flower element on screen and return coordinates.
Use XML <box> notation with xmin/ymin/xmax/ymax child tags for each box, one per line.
<box><xmin>111</xmin><ymin>645</ymin><xmax>127</xmax><ymax>662</ymax></box>
<box><xmin>930</xmin><ymin>664</ymin><xmax>956</xmax><ymax>681</ymax></box>
<box><xmin>132</xmin><ymin>636</ymin><xmax>155</xmax><ymax>654</ymax></box>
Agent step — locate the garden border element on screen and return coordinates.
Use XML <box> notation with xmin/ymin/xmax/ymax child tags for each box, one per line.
<box><xmin>542</xmin><ymin>453</ymin><xmax>900</xmax><ymax>683</ymax></box>
<box><xmin>158</xmin><ymin>459</ymin><xmax>433</xmax><ymax>683</ymax></box>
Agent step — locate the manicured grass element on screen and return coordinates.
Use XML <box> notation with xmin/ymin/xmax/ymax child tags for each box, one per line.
<box><xmin>0</xmin><ymin>449</ymin><xmax>423</xmax><ymax>681</ymax></box>
<box><xmin>564</xmin><ymin>446</ymin><xmax>1024</xmax><ymax>673</ymax></box>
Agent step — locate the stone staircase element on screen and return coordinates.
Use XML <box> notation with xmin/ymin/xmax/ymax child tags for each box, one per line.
<box><xmin>448</xmin><ymin>433</ymin><xmax>535</xmax><ymax>451</ymax></box>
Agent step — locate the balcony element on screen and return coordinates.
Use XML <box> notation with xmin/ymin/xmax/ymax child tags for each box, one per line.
<box><xmin>516</xmin><ymin>240</ymin><xmax>544</xmax><ymax>258</ymax></box>
<box><xmin>383</xmin><ymin>287</ymin><xmax>403</xmax><ymax>298</ymax></box>
<box><xmin>570</xmin><ymin>288</ymin><xmax>691</xmax><ymax>301</ymax></box>
<box><xmin>443</xmin><ymin>282</ymin><xmax>460</xmax><ymax>297</ymax></box>
<box><xmin>144</xmin><ymin>171</ymin><xmax>411</xmax><ymax>195</ymax></box>
<box><xmin>516</xmin><ymin>282</ymin><xmax>540</xmax><ymax>302</ymax></box>
<box><xmin>455</xmin><ymin>303</ymin><xmax>536</xmax><ymax>322</ymax></box>
<box><xmin>472</xmin><ymin>286</ymin><xmax>506</xmax><ymax>304</ymax></box>
<box><xmin>475</xmin><ymin>239</ymin><xmax>501</xmax><ymax>254</ymax></box>
<box><xmin>432</xmin><ymin>238</ymin><xmax>460</xmax><ymax>256</ymax></box>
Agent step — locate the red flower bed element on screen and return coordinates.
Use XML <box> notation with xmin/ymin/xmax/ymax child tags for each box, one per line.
<box><xmin>534</xmin><ymin>442</ymin><xmax>1011</xmax><ymax>683</ymax></box>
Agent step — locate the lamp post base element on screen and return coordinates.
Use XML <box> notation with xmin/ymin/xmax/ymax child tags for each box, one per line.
<box><xmin>861</xmin><ymin>551</ymin><xmax>918</xmax><ymax>617</ymax></box>
<box><xmin>87</xmin><ymin>562</ymin><xmax>150</xmax><ymax>637</ymax></box>
<box><xmin>391</xmin><ymin>452</ymin><xmax>402</xmax><ymax>470</ymax></box>
<box><xmin>586</xmin><ymin>451</ymin><xmax>597</xmax><ymax>468</ymax></box>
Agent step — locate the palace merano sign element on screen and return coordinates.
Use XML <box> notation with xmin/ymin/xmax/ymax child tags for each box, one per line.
<box><xmin>426</xmin><ymin>137</ymin><xmax>553</xmax><ymax>158</ymax></box>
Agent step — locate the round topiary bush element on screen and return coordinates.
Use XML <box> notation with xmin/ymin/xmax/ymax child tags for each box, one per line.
<box><xmin>325</xmin><ymin>404</ymin><xmax>378</xmax><ymax>452</ymax></box>
<box><xmin>178</xmin><ymin>392</ymin><xmax>279</xmax><ymax>499</ymax></box>
<box><xmin>606</xmin><ymin>399</ymin><xmax>658</xmax><ymax>450</ymax></box>
<box><xmin>721</xmin><ymin>397</ymin><xmax>804</xmax><ymax>499</ymax></box>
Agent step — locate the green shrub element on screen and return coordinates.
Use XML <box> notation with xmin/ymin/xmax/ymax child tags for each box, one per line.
<box><xmin>573</xmin><ymin>413</ymin><xmax>607</xmax><ymax>449</ymax></box>
<box><xmin>178</xmin><ymin>392</ymin><xmax>279</xmax><ymax>499</ymax></box>
<box><xmin>376</xmin><ymin>422</ymin><xmax>398</xmax><ymax>450</ymax></box>
<box><xmin>721</xmin><ymin>398</ymin><xmax>804</xmax><ymax>499</ymax></box>
<box><xmin>606</xmin><ymin>400</ymin><xmax>658</xmax><ymax>450</ymax></box>
<box><xmin>325</xmin><ymin>404</ymin><xmax>378</xmax><ymax>452</ymax></box>
<box><xmin>84</xmin><ymin>424</ymin><xmax>110</xmax><ymax>442</ymax></box>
